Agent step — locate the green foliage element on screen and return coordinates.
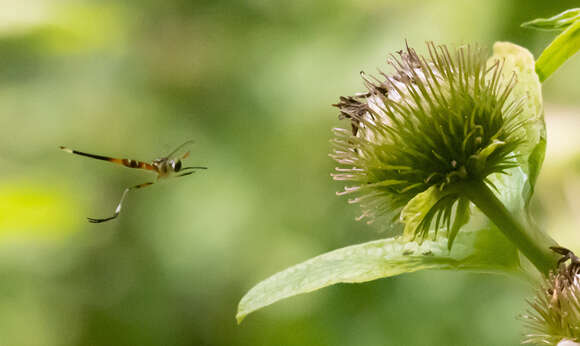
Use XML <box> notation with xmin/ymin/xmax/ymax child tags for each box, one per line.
<box><xmin>522</xmin><ymin>9</ymin><xmax>580</xmax><ymax>82</ymax></box>
<box><xmin>487</xmin><ymin>42</ymin><xmax>546</xmax><ymax>210</ymax></box>
<box><xmin>237</xmin><ymin>226</ymin><xmax>520</xmax><ymax>323</ymax></box>
<box><xmin>535</xmin><ymin>21</ymin><xmax>580</xmax><ymax>82</ymax></box>
<box><xmin>522</xmin><ymin>8</ymin><xmax>580</xmax><ymax>31</ymax></box>
<box><xmin>448</xmin><ymin>197</ymin><xmax>470</xmax><ymax>250</ymax></box>
<box><xmin>487</xmin><ymin>43</ymin><xmax>544</xmax><ymax>177</ymax></box>
<box><xmin>400</xmin><ymin>185</ymin><xmax>448</xmax><ymax>240</ymax></box>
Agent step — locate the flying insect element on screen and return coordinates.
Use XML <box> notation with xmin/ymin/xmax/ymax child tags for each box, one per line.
<box><xmin>59</xmin><ymin>140</ymin><xmax>207</xmax><ymax>223</ymax></box>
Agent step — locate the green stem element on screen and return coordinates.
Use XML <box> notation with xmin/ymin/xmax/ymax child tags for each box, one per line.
<box><xmin>535</xmin><ymin>20</ymin><xmax>580</xmax><ymax>82</ymax></box>
<box><xmin>461</xmin><ymin>180</ymin><xmax>559</xmax><ymax>275</ymax></box>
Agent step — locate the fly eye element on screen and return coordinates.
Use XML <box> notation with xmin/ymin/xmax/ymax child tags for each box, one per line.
<box><xmin>173</xmin><ymin>160</ymin><xmax>182</xmax><ymax>172</ymax></box>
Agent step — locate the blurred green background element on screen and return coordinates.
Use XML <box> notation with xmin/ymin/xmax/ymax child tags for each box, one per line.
<box><xmin>1</xmin><ymin>0</ymin><xmax>580</xmax><ymax>345</ymax></box>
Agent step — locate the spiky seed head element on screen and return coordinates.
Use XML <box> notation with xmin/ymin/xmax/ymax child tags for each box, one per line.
<box><xmin>522</xmin><ymin>247</ymin><xmax>580</xmax><ymax>345</ymax></box>
<box><xmin>331</xmin><ymin>42</ymin><xmax>525</xmax><ymax>238</ymax></box>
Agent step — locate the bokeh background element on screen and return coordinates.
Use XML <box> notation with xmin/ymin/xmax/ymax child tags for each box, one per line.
<box><xmin>1</xmin><ymin>0</ymin><xmax>580</xmax><ymax>345</ymax></box>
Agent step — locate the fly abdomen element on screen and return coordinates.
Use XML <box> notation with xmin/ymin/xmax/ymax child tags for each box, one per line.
<box><xmin>122</xmin><ymin>159</ymin><xmax>140</xmax><ymax>168</ymax></box>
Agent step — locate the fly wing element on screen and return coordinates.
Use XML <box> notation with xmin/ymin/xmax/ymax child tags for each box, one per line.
<box><xmin>165</xmin><ymin>140</ymin><xmax>195</xmax><ymax>159</ymax></box>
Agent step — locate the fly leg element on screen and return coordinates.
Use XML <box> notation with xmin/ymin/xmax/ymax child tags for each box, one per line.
<box><xmin>88</xmin><ymin>182</ymin><xmax>154</xmax><ymax>223</ymax></box>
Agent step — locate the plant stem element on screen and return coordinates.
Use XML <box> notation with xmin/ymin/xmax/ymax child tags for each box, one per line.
<box><xmin>461</xmin><ymin>180</ymin><xmax>559</xmax><ymax>275</ymax></box>
<box><xmin>535</xmin><ymin>20</ymin><xmax>580</xmax><ymax>82</ymax></box>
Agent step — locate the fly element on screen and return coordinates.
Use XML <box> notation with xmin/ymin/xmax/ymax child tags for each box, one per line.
<box><xmin>59</xmin><ymin>140</ymin><xmax>207</xmax><ymax>223</ymax></box>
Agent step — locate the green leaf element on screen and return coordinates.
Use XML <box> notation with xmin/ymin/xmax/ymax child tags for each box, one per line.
<box><xmin>471</xmin><ymin>139</ymin><xmax>505</xmax><ymax>173</ymax></box>
<box><xmin>448</xmin><ymin>197</ymin><xmax>470</xmax><ymax>250</ymax></box>
<box><xmin>400</xmin><ymin>185</ymin><xmax>444</xmax><ymax>238</ymax></box>
<box><xmin>237</xmin><ymin>225</ymin><xmax>519</xmax><ymax>323</ymax></box>
<box><xmin>534</xmin><ymin>20</ymin><xmax>580</xmax><ymax>82</ymax></box>
<box><xmin>524</xmin><ymin>137</ymin><xmax>546</xmax><ymax>207</ymax></box>
<box><xmin>486</xmin><ymin>42</ymin><xmax>545</xmax><ymax>203</ymax></box>
<box><xmin>521</xmin><ymin>8</ymin><xmax>580</xmax><ymax>32</ymax></box>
